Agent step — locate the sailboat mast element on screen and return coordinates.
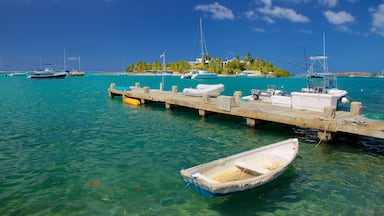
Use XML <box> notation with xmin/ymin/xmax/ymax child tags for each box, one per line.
<box><xmin>63</xmin><ymin>48</ymin><xmax>66</xmax><ymax>72</ymax></box>
<box><xmin>200</xmin><ymin>18</ymin><xmax>204</xmax><ymax>60</ymax></box>
<box><xmin>78</xmin><ymin>55</ymin><xmax>81</xmax><ymax>71</ymax></box>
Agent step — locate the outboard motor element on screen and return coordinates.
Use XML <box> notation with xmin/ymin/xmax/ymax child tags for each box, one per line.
<box><xmin>251</xmin><ymin>89</ymin><xmax>261</xmax><ymax>100</ymax></box>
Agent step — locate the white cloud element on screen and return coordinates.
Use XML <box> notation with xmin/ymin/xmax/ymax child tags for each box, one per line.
<box><xmin>318</xmin><ymin>0</ymin><xmax>338</xmax><ymax>7</ymax></box>
<box><xmin>299</xmin><ymin>28</ymin><xmax>313</xmax><ymax>34</ymax></box>
<box><xmin>250</xmin><ymin>0</ymin><xmax>309</xmax><ymax>23</ymax></box>
<box><xmin>245</xmin><ymin>10</ymin><xmax>257</xmax><ymax>20</ymax></box>
<box><xmin>258</xmin><ymin>5</ymin><xmax>310</xmax><ymax>23</ymax></box>
<box><xmin>370</xmin><ymin>4</ymin><xmax>384</xmax><ymax>36</ymax></box>
<box><xmin>195</xmin><ymin>2</ymin><xmax>234</xmax><ymax>20</ymax></box>
<box><xmin>252</xmin><ymin>27</ymin><xmax>266</xmax><ymax>33</ymax></box>
<box><xmin>323</xmin><ymin>10</ymin><xmax>354</xmax><ymax>25</ymax></box>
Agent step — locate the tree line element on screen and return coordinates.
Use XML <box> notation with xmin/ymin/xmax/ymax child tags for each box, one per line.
<box><xmin>126</xmin><ymin>52</ymin><xmax>290</xmax><ymax>77</ymax></box>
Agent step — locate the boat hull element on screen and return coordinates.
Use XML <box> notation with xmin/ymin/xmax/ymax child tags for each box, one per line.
<box><xmin>180</xmin><ymin>138</ymin><xmax>298</xmax><ymax>197</ymax></box>
<box><xmin>29</xmin><ymin>72</ymin><xmax>67</xmax><ymax>79</ymax></box>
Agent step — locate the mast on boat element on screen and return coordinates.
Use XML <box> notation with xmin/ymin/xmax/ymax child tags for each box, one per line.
<box><xmin>160</xmin><ymin>52</ymin><xmax>165</xmax><ymax>91</ymax></box>
<box><xmin>63</xmin><ymin>48</ymin><xmax>66</xmax><ymax>72</ymax></box>
<box><xmin>199</xmin><ymin>18</ymin><xmax>209</xmax><ymax>64</ymax></box>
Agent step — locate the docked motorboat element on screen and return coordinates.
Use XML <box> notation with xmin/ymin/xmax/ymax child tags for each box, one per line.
<box><xmin>270</xmin><ymin>35</ymin><xmax>349</xmax><ymax>112</ymax></box>
<box><xmin>182</xmin><ymin>84</ymin><xmax>224</xmax><ymax>97</ymax></box>
<box><xmin>241</xmin><ymin>85</ymin><xmax>285</xmax><ymax>102</ymax></box>
<box><xmin>271</xmin><ymin>57</ymin><xmax>348</xmax><ymax>112</ymax></box>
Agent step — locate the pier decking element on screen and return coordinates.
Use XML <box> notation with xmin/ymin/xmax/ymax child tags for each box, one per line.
<box><xmin>108</xmin><ymin>83</ymin><xmax>384</xmax><ymax>141</ymax></box>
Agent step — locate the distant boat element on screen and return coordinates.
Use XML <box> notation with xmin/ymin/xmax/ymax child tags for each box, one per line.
<box><xmin>182</xmin><ymin>84</ymin><xmax>224</xmax><ymax>97</ymax></box>
<box><xmin>378</xmin><ymin>69</ymin><xmax>384</xmax><ymax>78</ymax></box>
<box><xmin>182</xmin><ymin>69</ymin><xmax>217</xmax><ymax>79</ymax></box>
<box><xmin>28</xmin><ymin>65</ymin><xmax>66</xmax><ymax>79</ymax></box>
<box><xmin>67</xmin><ymin>70</ymin><xmax>85</xmax><ymax>76</ymax></box>
<box><xmin>64</xmin><ymin>50</ymin><xmax>85</xmax><ymax>76</ymax></box>
<box><xmin>6</xmin><ymin>72</ymin><xmax>28</xmax><ymax>77</ymax></box>
<box><xmin>180</xmin><ymin>138</ymin><xmax>299</xmax><ymax>197</ymax></box>
<box><xmin>182</xmin><ymin>18</ymin><xmax>217</xmax><ymax>79</ymax></box>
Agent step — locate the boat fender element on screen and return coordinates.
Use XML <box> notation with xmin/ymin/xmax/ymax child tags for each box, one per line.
<box><xmin>341</xmin><ymin>97</ymin><xmax>349</xmax><ymax>104</ymax></box>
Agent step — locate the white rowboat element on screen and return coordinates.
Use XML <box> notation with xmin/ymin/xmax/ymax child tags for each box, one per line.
<box><xmin>180</xmin><ymin>138</ymin><xmax>299</xmax><ymax>197</ymax></box>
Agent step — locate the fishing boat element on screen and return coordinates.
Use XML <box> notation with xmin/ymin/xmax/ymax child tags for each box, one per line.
<box><xmin>180</xmin><ymin>138</ymin><xmax>299</xmax><ymax>197</ymax></box>
<box><xmin>28</xmin><ymin>65</ymin><xmax>66</xmax><ymax>79</ymax></box>
<box><xmin>270</xmin><ymin>35</ymin><xmax>348</xmax><ymax>112</ymax></box>
<box><xmin>182</xmin><ymin>84</ymin><xmax>224</xmax><ymax>97</ymax></box>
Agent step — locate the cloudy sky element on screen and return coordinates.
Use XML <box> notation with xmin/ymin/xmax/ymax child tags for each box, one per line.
<box><xmin>1</xmin><ymin>0</ymin><xmax>383</xmax><ymax>73</ymax></box>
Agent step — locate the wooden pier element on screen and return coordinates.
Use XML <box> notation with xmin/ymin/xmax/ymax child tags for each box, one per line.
<box><xmin>108</xmin><ymin>83</ymin><xmax>384</xmax><ymax>141</ymax></box>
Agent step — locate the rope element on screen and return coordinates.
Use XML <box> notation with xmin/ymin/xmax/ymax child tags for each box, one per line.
<box><xmin>313</xmin><ymin>117</ymin><xmax>332</xmax><ymax>149</ymax></box>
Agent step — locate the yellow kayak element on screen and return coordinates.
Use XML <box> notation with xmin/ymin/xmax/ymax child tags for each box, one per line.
<box><xmin>123</xmin><ymin>97</ymin><xmax>140</xmax><ymax>106</ymax></box>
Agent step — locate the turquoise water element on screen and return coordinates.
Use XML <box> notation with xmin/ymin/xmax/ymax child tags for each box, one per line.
<box><xmin>1</xmin><ymin>74</ymin><xmax>383</xmax><ymax>215</ymax></box>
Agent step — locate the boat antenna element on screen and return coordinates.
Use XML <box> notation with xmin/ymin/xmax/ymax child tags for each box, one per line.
<box><xmin>323</xmin><ymin>33</ymin><xmax>328</xmax><ymax>73</ymax></box>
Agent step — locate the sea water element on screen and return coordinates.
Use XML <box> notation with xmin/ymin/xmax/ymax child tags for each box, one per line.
<box><xmin>0</xmin><ymin>74</ymin><xmax>383</xmax><ymax>215</ymax></box>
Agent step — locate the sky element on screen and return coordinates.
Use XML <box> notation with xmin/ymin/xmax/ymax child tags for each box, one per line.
<box><xmin>1</xmin><ymin>0</ymin><xmax>384</xmax><ymax>74</ymax></box>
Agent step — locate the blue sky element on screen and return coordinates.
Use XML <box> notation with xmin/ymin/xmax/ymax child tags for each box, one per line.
<box><xmin>1</xmin><ymin>0</ymin><xmax>384</xmax><ymax>74</ymax></box>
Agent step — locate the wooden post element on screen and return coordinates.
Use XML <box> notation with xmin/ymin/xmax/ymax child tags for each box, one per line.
<box><xmin>246</xmin><ymin>118</ymin><xmax>259</xmax><ymax>127</ymax></box>
<box><xmin>140</xmin><ymin>99</ymin><xmax>146</xmax><ymax>104</ymax></box>
<box><xmin>198</xmin><ymin>110</ymin><xmax>206</xmax><ymax>117</ymax></box>
<box><xmin>172</xmin><ymin>85</ymin><xmax>178</xmax><ymax>93</ymax></box>
<box><xmin>143</xmin><ymin>87</ymin><xmax>150</xmax><ymax>94</ymax></box>
<box><xmin>234</xmin><ymin>91</ymin><xmax>242</xmax><ymax>103</ymax></box>
<box><xmin>350</xmin><ymin>102</ymin><xmax>363</xmax><ymax>115</ymax></box>
<box><xmin>165</xmin><ymin>103</ymin><xmax>171</xmax><ymax>109</ymax></box>
<box><xmin>319</xmin><ymin>106</ymin><xmax>336</xmax><ymax>142</ymax></box>
<box><xmin>324</xmin><ymin>106</ymin><xmax>336</xmax><ymax>119</ymax></box>
<box><xmin>108</xmin><ymin>83</ymin><xmax>116</xmax><ymax>97</ymax></box>
<box><xmin>318</xmin><ymin>131</ymin><xmax>333</xmax><ymax>142</ymax></box>
<box><xmin>202</xmin><ymin>94</ymin><xmax>210</xmax><ymax>103</ymax></box>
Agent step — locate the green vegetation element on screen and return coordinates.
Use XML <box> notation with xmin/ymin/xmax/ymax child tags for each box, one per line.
<box><xmin>126</xmin><ymin>52</ymin><xmax>290</xmax><ymax>77</ymax></box>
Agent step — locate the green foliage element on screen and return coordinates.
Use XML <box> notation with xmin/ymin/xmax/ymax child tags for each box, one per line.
<box><xmin>126</xmin><ymin>52</ymin><xmax>290</xmax><ymax>77</ymax></box>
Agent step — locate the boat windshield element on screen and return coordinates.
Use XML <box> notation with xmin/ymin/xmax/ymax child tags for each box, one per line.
<box><xmin>307</xmin><ymin>73</ymin><xmax>337</xmax><ymax>93</ymax></box>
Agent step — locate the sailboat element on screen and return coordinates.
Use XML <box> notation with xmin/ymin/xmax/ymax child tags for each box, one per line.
<box><xmin>181</xmin><ymin>18</ymin><xmax>217</xmax><ymax>79</ymax></box>
<box><xmin>65</xmin><ymin>49</ymin><xmax>85</xmax><ymax>76</ymax></box>
<box><xmin>378</xmin><ymin>69</ymin><xmax>384</xmax><ymax>78</ymax></box>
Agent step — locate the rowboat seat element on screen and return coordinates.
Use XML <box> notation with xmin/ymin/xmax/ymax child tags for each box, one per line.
<box><xmin>235</xmin><ymin>161</ymin><xmax>270</xmax><ymax>175</ymax></box>
<box><xmin>192</xmin><ymin>173</ymin><xmax>219</xmax><ymax>184</ymax></box>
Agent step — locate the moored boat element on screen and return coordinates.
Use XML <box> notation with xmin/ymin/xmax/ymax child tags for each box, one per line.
<box><xmin>182</xmin><ymin>84</ymin><xmax>224</xmax><ymax>97</ymax></box>
<box><xmin>28</xmin><ymin>65</ymin><xmax>66</xmax><ymax>79</ymax></box>
<box><xmin>180</xmin><ymin>138</ymin><xmax>299</xmax><ymax>197</ymax></box>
